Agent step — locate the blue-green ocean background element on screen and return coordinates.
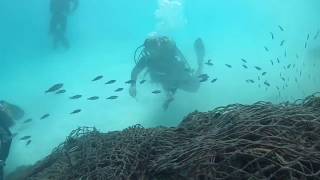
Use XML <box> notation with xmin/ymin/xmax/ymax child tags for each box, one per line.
<box><xmin>0</xmin><ymin>0</ymin><xmax>320</xmax><ymax>174</ymax></box>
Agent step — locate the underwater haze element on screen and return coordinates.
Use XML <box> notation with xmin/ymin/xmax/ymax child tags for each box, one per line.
<box><xmin>1</xmin><ymin>0</ymin><xmax>320</xmax><ymax>175</ymax></box>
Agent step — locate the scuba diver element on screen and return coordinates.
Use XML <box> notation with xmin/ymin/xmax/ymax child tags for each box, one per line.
<box><xmin>49</xmin><ymin>0</ymin><xmax>79</xmax><ymax>49</ymax></box>
<box><xmin>0</xmin><ymin>101</ymin><xmax>24</xmax><ymax>180</ymax></box>
<box><xmin>129</xmin><ymin>36</ymin><xmax>205</xmax><ymax>110</ymax></box>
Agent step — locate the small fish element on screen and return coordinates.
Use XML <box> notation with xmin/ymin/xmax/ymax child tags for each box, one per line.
<box><xmin>284</xmin><ymin>50</ymin><xmax>287</xmax><ymax>57</ymax></box>
<box><xmin>262</xmin><ymin>72</ymin><xmax>267</xmax><ymax>76</ymax></box>
<box><xmin>292</xmin><ymin>64</ymin><xmax>296</xmax><ymax>68</ymax></box>
<box><xmin>23</xmin><ymin>118</ymin><xmax>32</xmax><ymax>124</ymax></box>
<box><xmin>304</xmin><ymin>42</ymin><xmax>307</xmax><ymax>48</ymax></box>
<box><xmin>125</xmin><ymin>80</ymin><xmax>136</xmax><ymax>84</ymax></box>
<box><xmin>264</xmin><ymin>46</ymin><xmax>269</xmax><ymax>52</ymax></box>
<box><xmin>152</xmin><ymin>90</ymin><xmax>161</xmax><ymax>94</ymax></box>
<box><xmin>225</xmin><ymin>64</ymin><xmax>232</xmax><ymax>68</ymax></box>
<box><xmin>278</xmin><ymin>25</ymin><xmax>284</xmax><ymax>31</ymax></box>
<box><xmin>87</xmin><ymin>96</ymin><xmax>99</xmax><ymax>100</ymax></box>
<box><xmin>280</xmin><ymin>40</ymin><xmax>285</xmax><ymax>46</ymax></box>
<box><xmin>70</xmin><ymin>109</ymin><xmax>81</xmax><ymax>114</ymax></box>
<box><xmin>270</xmin><ymin>60</ymin><xmax>274</xmax><ymax>65</ymax></box>
<box><xmin>107</xmin><ymin>96</ymin><xmax>118</xmax><ymax>100</ymax></box>
<box><xmin>140</xmin><ymin>80</ymin><xmax>146</xmax><ymax>84</ymax></box>
<box><xmin>307</xmin><ymin>33</ymin><xmax>310</xmax><ymax>41</ymax></box>
<box><xmin>55</xmin><ymin>89</ymin><xmax>66</xmax><ymax>94</ymax></box>
<box><xmin>210</xmin><ymin>78</ymin><xmax>217</xmax><ymax>83</ymax></box>
<box><xmin>45</xmin><ymin>83</ymin><xmax>63</xmax><ymax>93</ymax></box>
<box><xmin>287</xmin><ymin>64</ymin><xmax>291</xmax><ymax>69</ymax></box>
<box><xmin>199</xmin><ymin>77</ymin><xmax>208</xmax><ymax>82</ymax></box>
<box><xmin>20</xmin><ymin>136</ymin><xmax>31</xmax><ymax>140</ymax></box>
<box><xmin>105</xmin><ymin>80</ymin><xmax>116</xmax><ymax>84</ymax></box>
<box><xmin>205</xmin><ymin>59</ymin><xmax>213</xmax><ymax>66</ymax></box>
<box><xmin>254</xmin><ymin>66</ymin><xmax>262</xmax><ymax>71</ymax></box>
<box><xmin>246</xmin><ymin>79</ymin><xmax>255</xmax><ymax>83</ymax></box>
<box><xmin>314</xmin><ymin>30</ymin><xmax>319</xmax><ymax>40</ymax></box>
<box><xmin>26</xmin><ymin>140</ymin><xmax>31</xmax><ymax>146</ymax></box>
<box><xmin>242</xmin><ymin>64</ymin><xmax>248</xmax><ymax>69</ymax></box>
<box><xmin>295</xmin><ymin>77</ymin><xmax>298</xmax><ymax>83</ymax></box>
<box><xmin>114</xmin><ymin>88</ymin><xmax>124</xmax><ymax>92</ymax></box>
<box><xmin>92</xmin><ymin>75</ymin><xmax>103</xmax><ymax>82</ymax></box>
<box><xmin>281</xmin><ymin>77</ymin><xmax>286</xmax><ymax>82</ymax></box>
<box><xmin>296</xmin><ymin>54</ymin><xmax>299</xmax><ymax>59</ymax></box>
<box><xmin>70</xmin><ymin>95</ymin><xmax>82</xmax><ymax>99</ymax></box>
<box><xmin>258</xmin><ymin>76</ymin><xmax>261</xmax><ymax>81</ymax></box>
<box><xmin>270</xmin><ymin>32</ymin><xmax>274</xmax><ymax>39</ymax></box>
<box><xmin>264</xmin><ymin>81</ymin><xmax>270</xmax><ymax>87</ymax></box>
<box><xmin>40</xmin><ymin>114</ymin><xmax>50</xmax><ymax>120</ymax></box>
<box><xmin>277</xmin><ymin>58</ymin><xmax>280</xmax><ymax>63</ymax></box>
<box><xmin>241</xmin><ymin>58</ymin><xmax>247</xmax><ymax>63</ymax></box>
<box><xmin>198</xmin><ymin>74</ymin><xmax>209</xmax><ymax>79</ymax></box>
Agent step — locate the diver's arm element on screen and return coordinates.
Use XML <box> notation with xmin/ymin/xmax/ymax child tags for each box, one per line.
<box><xmin>131</xmin><ymin>57</ymin><xmax>147</xmax><ymax>84</ymax></box>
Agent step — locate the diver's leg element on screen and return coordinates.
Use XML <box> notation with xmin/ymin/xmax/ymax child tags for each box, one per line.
<box><xmin>161</xmin><ymin>83</ymin><xmax>177</xmax><ymax>110</ymax></box>
<box><xmin>60</xmin><ymin>16</ymin><xmax>70</xmax><ymax>49</ymax></box>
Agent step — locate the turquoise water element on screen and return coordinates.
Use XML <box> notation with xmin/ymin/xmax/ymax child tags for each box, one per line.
<box><xmin>0</xmin><ymin>0</ymin><xmax>320</xmax><ymax>174</ymax></box>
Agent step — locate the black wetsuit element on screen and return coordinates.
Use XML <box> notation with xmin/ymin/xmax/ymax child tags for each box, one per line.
<box><xmin>0</xmin><ymin>110</ymin><xmax>13</xmax><ymax>180</ymax></box>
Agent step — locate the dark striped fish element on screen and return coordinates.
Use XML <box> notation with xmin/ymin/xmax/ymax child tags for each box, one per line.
<box><xmin>125</xmin><ymin>80</ymin><xmax>136</xmax><ymax>84</ymax></box>
<box><xmin>92</xmin><ymin>75</ymin><xmax>103</xmax><ymax>82</ymax></box>
<box><xmin>56</xmin><ymin>89</ymin><xmax>66</xmax><ymax>94</ymax></box>
<box><xmin>114</xmin><ymin>88</ymin><xmax>124</xmax><ymax>92</ymax></box>
<box><xmin>107</xmin><ymin>96</ymin><xmax>118</xmax><ymax>100</ymax></box>
<box><xmin>105</xmin><ymin>80</ymin><xmax>116</xmax><ymax>84</ymax></box>
<box><xmin>70</xmin><ymin>95</ymin><xmax>82</xmax><ymax>99</ymax></box>
<box><xmin>254</xmin><ymin>66</ymin><xmax>262</xmax><ymax>71</ymax></box>
<box><xmin>241</xmin><ymin>58</ymin><xmax>247</xmax><ymax>63</ymax></box>
<box><xmin>20</xmin><ymin>136</ymin><xmax>31</xmax><ymax>140</ymax></box>
<box><xmin>45</xmin><ymin>83</ymin><xmax>63</xmax><ymax>93</ymax></box>
<box><xmin>40</xmin><ymin>114</ymin><xmax>50</xmax><ymax>120</ymax></box>
<box><xmin>152</xmin><ymin>90</ymin><xmax>161</xmax><ymax>94</ymax></box>
<box><xmin>23</xmin><ymin>118</ymin><xmax>32</xmax><ymax>124</ymax></box>
<box><xmin>278</xmin><ymin>25</ymin><xmax>284</xmax><ymax>31</ymax></box>
<box><xmin>87</xmin><ymin>96</ymin><xmax>99</xmax><ymax>100</ymax></box>
<box><xmin>211</xmin><ymin>78</ymin><xmax>218</xmax><ymax>83</ymax></box>
<box><xmin>70</xmin><ymin>109</ymin><xmax>81</xmax><ymax>114</ymax></box>
<box><xmin>270</xmin><ymin>32</ymin><xmax>274</xmax><ymax>39</ymax></box>
<box><xmin>26</xmin><ymin>140</ymin><xmax>32</xmax><ymax>146</ymax></box>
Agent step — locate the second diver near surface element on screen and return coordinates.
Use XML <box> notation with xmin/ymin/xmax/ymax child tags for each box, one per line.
<box><xmin>49</xmin><ymin>0</ymin><xmax>79</xmax><ymax>50</ymax></box>
<box><xmin>129</xmin><ymin>36</ymin><xmax>205</xmax><ymax>110</ymax></box>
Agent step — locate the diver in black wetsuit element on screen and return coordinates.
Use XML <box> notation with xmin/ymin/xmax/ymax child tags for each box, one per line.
<box><xmin>49</xmin><ymin>0</ymin><xmax>79</xmax><ymax>49</ymax></box>
<box><xmin>0</xmin><ymin>101</ymin><xmax>24</xmax><ymax>180</ymax></box>
<box><xmin>129</xmin><ymin>36</ymin><xmax>205</xmax><ymax>110</ymax></box>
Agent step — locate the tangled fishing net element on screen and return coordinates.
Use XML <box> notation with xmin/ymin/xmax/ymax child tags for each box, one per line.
<box><xmin>8</xmin><ymin>93</ymin><xmax>320</xmax><ymax>180</ymax></box>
